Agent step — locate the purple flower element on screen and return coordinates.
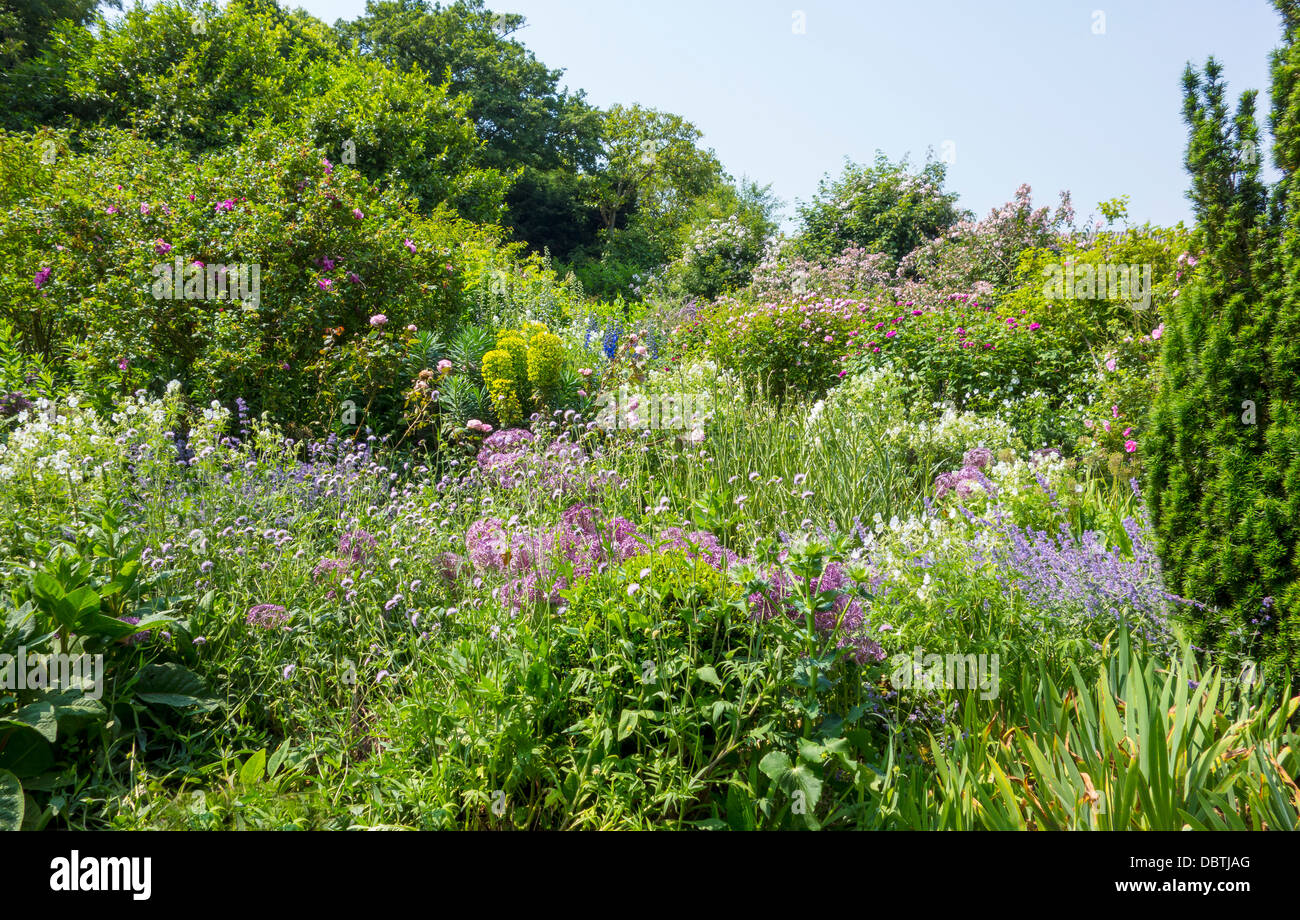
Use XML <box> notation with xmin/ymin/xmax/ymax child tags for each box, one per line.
<box><xmin>338</xmin><ymin>530</ymin><xmax>377</xmax><ymax>564</ymax></box>
<box><xmin>246</xmin><ymin>604</ymin><xmax>289</xmax><ymax>629</ymax></box>
<box><xmin>33</xmin><ymin>267</ymin><xmax>51</xmax><ymax>290</ymax></box>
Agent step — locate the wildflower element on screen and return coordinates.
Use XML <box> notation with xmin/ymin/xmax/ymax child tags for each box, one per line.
<box><xmin>1124</xmin><ymin>440</ymin><xmax>1138</xmax><ymax>453</ymax></box>
<box><xmin>318</xmin><ymin>278</ymin><xmax>333</xmax><ymax>291</ymax></box>
<box><xmin>353</xmin><ymin>208</ymin><xmax>364</xmax><ymax>220</ymax></box>
<box><xmin>370</xmin><ymin>314</ymin><xmax>388</xmax><ymax>327</ymax></box>
<box><xmin>282</xmin><ymin>664</ymin><xmax>296</xmax><ymax>679</ymax></box>
<box><xmin>1105</xmin><ymin>358</ymin><xmax>1117</xmax><ymax>372</ymax></box>
<box><xmin>155</xmin><ymin>239</ymin><xmax>172</xmax><ymax>256</ymax></box>
<box><xmin>33</xmin><ymin>267</ymin><xmax>51</xmax><ymax>290</ymax></box>
<box><xmin>246</xmin><ymin>604</ymin><xmax>289</xmax><ymax>629</ymax></box>
<box><xmin>404</xmin><ymin>238</ymin><xmax>417</xmax><ymax>253</ymax></box>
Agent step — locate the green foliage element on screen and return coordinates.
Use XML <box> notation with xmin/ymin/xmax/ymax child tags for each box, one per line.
<box><xmin>1147</xmin><ymin>41</ymin><xmax>1299</xmax><ymax>677</ymax></box>
<box><xmin>796</xmin><ymin>152</ymin><xmax>965</xmax><ymax>264</ymax></box>
<box><xmin>481</xmin><ymin>347</ymin><xmax>522</xmax><ymax>427</ymax></box>
<box><xmin>336</xmin><ymin>0</ymin><xmax>603</xmax><ymax>256</ymax></box>
<box><xmin>0</xmin><ymin>126</ymin><xmax>478</xmax><ymax>435</ymax></box>
<box><xmin>2</xmin><ymin>0</ymin><xmax>507</xmax><ymax>221</ymax></box>
<box><xmin>927</xmin><ymin>633</ymin><xmax>1299</xmax><ymax>830</ymax></box>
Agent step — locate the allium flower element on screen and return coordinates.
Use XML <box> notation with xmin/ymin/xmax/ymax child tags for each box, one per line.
<box><xmin>339</xmin><ymin>530</ymin><xmax>378</xmax><ymax>564</ymax></box>
<box><xmin>246</xmin><ymin>604</ymin><xmax>289</xmax><ymax>629</ymax></box>
<box><xmin>962</xmin><ymin>447</ymin><xmax>994</xmax><ymax>470</ymax></box>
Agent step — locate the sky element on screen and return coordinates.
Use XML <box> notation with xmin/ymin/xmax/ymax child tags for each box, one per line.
<box><xmin>289</xmin><ymin>0</ymin><xmax>1285</xmax><ymax>230</ymax></box>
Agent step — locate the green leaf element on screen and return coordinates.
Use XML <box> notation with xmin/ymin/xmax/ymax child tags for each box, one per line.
<box><xmin>13</xmin><ymin>702</ymin><xmax>57</xmax><ymax>743</ymax></box>
<box><xmin>135</xmin><ymin>662</ymin><xmax>217</xmax><ymax>711</ymax></box>
<box><xmin>65</xmin><ymin>586</ymin><xmax>101</xmax><ymax>618</ymax></box>
<box><xmin>0</xmin><ymin>725</ymin><xmax>53</xmax><ymax>778</ymax></box>
<box><xmin>240</xmin><ymin>749</ymin><xmax>267</xmax><ymax>787</ymax></box>
<box><xmin>268</xmin><ymin>738</ymin><xmax>292</xmax><ymax>779</ymax></box>
<box><xmin>758</xmin><ymin>750</ymin><xmax>792</xmax><ymax>782</ymax></box>
<box><xmin>695</xmin><ymin>665</ymin><xmax>721</xmax><ymax>687</ymax></box>
<box><xmin>0</xmin><ymin>770</ymin><xmax>23</xmax><ymax>831</ymax></box>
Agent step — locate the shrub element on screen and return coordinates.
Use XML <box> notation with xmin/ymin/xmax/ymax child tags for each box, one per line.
<box><xmin>0</xmin><ymin>127</ymin><xmax>480</xmax><ymax>436</ymax></box>
<box><xmin>1147</xmin><ymin>46</ymin><xmax>1300</xmax><ymax>678</ymax></box>
<box><xmin>796</xmin><ymin>153</ymin><xmax>965</xmax><ymax>264</ymax></box>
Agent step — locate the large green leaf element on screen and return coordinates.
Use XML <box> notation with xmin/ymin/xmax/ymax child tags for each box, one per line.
<box><xmin>12</xmin><ymin>702</ymin><xmax>57</xmax><ymax>743</ymax></box>
<box><xmin>135</xmin><ymin>662</ymin><xmax>218</xmax><ymax>711</ymax></box>
<box><xmin>0</xmin><ymin>770</ymin><xmax>22</xmax><ymax>831</ymax></box>
<box><xmin>0</xmin><ymin>724</ymin><xmax>53</xmax><ymax>778</ymax></box>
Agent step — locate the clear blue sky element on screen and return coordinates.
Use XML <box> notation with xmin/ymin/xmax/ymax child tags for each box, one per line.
<box><xmin>291</xmin><ymin>0</ymin><xmax>1284</xmax><ymax>230</ymax></box>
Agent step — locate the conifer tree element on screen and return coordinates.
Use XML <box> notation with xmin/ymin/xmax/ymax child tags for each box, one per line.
<box><xmin>1148</xmin><ymin>3</ymin><xmax>1299</xmax><ymax>676</ymax></box>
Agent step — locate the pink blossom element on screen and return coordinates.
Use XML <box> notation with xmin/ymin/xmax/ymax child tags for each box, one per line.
<box><xmin>1125</xmin><ymin>440</ymin><xmax>1138</xmax><ymax>454</ymax></box>
<box><xmin>370</xmin><ymin>314</ymin><xmax>388</xmax><ymax>327</ymax></box>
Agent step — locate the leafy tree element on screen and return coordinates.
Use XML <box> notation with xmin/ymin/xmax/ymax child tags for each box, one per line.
<box><xmin>0</xmin><ymin>0</ymin><xmax>114</xmax><ymax>68</ymax></box>
<box><xmin>1147</xmin><ymin>30</ymin><xmax>1297</xmax><ymax>677</ymax></box>
<box><xmin>336</xmin><ymin>0</ymin><xmax>603</xmax><ymax>255</ymax></box>
<box><xmin>796</xmin><ymin>153</ymin><xmax>965</xmax><ymax>264</ymax></box>
<box><xmin>0</xmin><ymin>0</ymin><xmax>508</xmax><ymax>222</ymax></box>
<box><xmin>571</xmin><ymin>104</ymin><xmax>728</xmax><ymax>296</ymax></box>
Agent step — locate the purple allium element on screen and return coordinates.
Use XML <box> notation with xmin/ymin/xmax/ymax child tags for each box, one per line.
<box><xmin>962</xmin><ymin>447</ymin><xmax>994</xmax><ymax>471</ymax></box>
<box><xmin>246</xmin><ymin>604</ymin><xmax>289</xmax><ymax>629</ymax></box>
<box><xmin>338</xmin><ymin>530</ymin><xmax>377</xmax><ymax>564</ymax></box>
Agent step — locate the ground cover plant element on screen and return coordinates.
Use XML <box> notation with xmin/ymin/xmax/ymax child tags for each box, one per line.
<box><xmin>0</xmin><ymin>0</ymin><xmax>1297</xmax><ymax>833</ymax></box>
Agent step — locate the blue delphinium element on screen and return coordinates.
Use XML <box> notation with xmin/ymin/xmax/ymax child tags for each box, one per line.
<box><xmin>602</xmin><ymin>320</ymin><xmax>623</xmax><ymax>359</ymax></box>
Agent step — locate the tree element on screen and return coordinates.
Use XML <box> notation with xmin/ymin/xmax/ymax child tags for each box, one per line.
<box><xmin>1</xmin><ymin>0</ymin><xmax>508</xmax><ymax>221</ymax></box>
<box><xmin>1146</xmin><ymin>26</ymin><xmax>1297</xmax><ymax>678</ymax></box>
<box><xmin>336</xmin><ymin>0</ymin><xmax>603</xmax><ymax>256</ymax></box>
<box><xmin>587</xmin><ymin>105</ymin><xmax>724</xmax><ymax>237</ymax></box>
<box><xmin>0</xmin><ymin>0</ymin><xmax>114</xmax><ymax>69</ymax></box>
<box><xmin>795</xmin><ymin>153</ymin><xmax>965</xmax><ymax>264</ymax></box>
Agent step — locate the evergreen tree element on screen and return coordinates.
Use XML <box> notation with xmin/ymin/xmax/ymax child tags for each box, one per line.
<box><xmin>1147</xmin><ymin>6</ymin><xmax>1299</xmax><ymax>678</ymax></box>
